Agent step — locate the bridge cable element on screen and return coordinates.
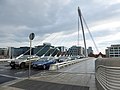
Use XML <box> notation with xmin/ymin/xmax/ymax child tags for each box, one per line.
<box><xmin>81</xmin><ymin>14</ymin><xmax>99</xmax><ymax>53</ymax></box>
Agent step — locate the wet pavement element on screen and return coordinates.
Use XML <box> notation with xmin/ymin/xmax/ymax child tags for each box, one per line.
<box><xmin>0</xmin><ymin>75</ymin><xmax>16</xmax><ymax>84</ymax></box>
<box><xmin>11</xmin><ymin>79</ymin><xmax>89</xmax><ymax>90</ymax></box>
<box><xmin>0</xmin><ymin>62</ymin><xmax>46</xmax><ymax>78</ymax></box>
<box><xmin>29</xmin><ymin>58</ymin><xmax>97</xmax><ymax>90</ymax></box>
<box><xmin>0</xmin><ymin>58</ymin><xmax>97</xmax><ymax>90</ymax></box>
<box><xmin>0</xmin><ymin>61</ymin><xmax>48</xmax><ymax>85</ymax></box>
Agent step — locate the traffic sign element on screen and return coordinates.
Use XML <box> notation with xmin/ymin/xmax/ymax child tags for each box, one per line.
<box><xmin>29</xmin><ymin>33</ymin><xmax>35</xmax><ymax>40</ymax></box>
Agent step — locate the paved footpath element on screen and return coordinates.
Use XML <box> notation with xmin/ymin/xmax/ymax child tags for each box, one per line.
<box><xmin>0</xmin><ymin>58</ymin><xmax>97</xmax><ymax>90</ymax></box>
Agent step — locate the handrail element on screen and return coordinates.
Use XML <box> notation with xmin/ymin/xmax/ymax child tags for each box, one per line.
<box><xmin>96</xmin><ymin>65</ymin><xmax>120</xmax><ymax>90</ymax></box>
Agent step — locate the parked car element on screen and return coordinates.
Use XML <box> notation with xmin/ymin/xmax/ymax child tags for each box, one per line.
<box><xmin>32</xmin><ymin>57</ymin><xmax>56</xmax><ymax>69</ymax></box>
<box><xmin>10</xmin><ymin>55</ymin><xmax>40</xmax><ymax>69</ymax></box>
<box><xmin>57</xmin><ymin>56</ymin><xmax>70</xmax><ymax>62</ymax></box>
<box><xmin>69</xmin><ymin>56</ymin><xmax>78</xmax><ymax>60</ymax></box>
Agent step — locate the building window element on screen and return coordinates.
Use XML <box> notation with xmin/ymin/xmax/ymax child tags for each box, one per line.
<box><xmin>115</xmin><ymin>55</ymin><xmax>118</xmax><ymax>57</ymax></box>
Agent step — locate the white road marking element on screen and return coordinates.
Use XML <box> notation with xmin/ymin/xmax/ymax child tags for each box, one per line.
<box><xmin>0</xmin><ymin>74</ymin><xmax>20</xmax><ymax>79</ymax></box>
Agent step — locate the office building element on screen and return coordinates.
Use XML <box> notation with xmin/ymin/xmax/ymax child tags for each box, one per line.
<box><xmin>106</xmin><ymin>44</ymin><xmax>120</xmax><ymax>57</ymax></box>
<box><xmin>0</xmin><ymin>48</ymin><xmax>8</xmax><ymax>58</ymax></box>
<box><xmin>87</xmin><ymin>47</ymin><xmax>93</xmax><ymax>55</ymax></box>
<box><xmin>8</xmin><ymin>47</ymin><xmax>31</xmax><ymax>58</ymax></box>
<box><xmin>34</xmin><ymin>43</ymin><xmax>59</xmax><ymax>56</ymax></box>
<box><xmin>68</xmin><ymin>46</ymin><xmax>84</xmax><ymax>56</ymax></box>
<box><xmin>57</xmin><ymin>46</ymin><xmax>68</xmax><ymax>52</ymax></box>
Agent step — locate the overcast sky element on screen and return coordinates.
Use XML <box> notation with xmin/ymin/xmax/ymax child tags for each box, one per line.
<box><xmin>0</xmin><ymin>0</ymin><xmax>120</xmax><ymax>54</ymax></box>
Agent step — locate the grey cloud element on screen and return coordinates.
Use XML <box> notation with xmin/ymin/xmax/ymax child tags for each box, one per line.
<box><xmin>0</xmin><ymin>0</ymin><xmax>75</xmax><ymax>36</ymax></box>
<box><xmin>73</xmin><ymin>0</ymin><xmax>120</xmax><ymax>24</ymax></box>
<box><xmin>0</xmin><ymin>0</ymin><xmax>120</xmax><ymax>51</ymax></box>
<box><xmin>85</xmin><ymin>28</ymin><xmax>120</xmax><ymax>40</ymax></box>
<box><xmin>99</xmin><ymin>39</ymin><xmax>120</xmax><ymax>47</ymax></box>
<box><xmin>0</xmin><ymin>0</ymin><xmax>72</xmax><ymax>27</ymax></box>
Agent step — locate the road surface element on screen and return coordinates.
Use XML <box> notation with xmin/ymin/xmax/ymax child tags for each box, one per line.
<box><xmin>0</xmin><ymin>58</ymin><xmax>97</xmax><ymax>90</ymax></box>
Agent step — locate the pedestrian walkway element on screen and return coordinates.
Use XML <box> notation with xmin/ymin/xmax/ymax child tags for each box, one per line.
<box><xmin>0</xmin><ymin>72</ymin><xmax>96</xmax><ymax>90</ymax></box>
<box><xmin>10</xmin><ymin>79</ymin><xmax>89</xmax><ymax>90</ymax></box>
<box><xmin>0</xmin><ymin>58</ymin><xmax>97</xmax><ymax>90</ymax></box>
<box><xmin>31</xmin><ymin>72</ymin><xmax>96</xmax><ymax>90</ymax></box>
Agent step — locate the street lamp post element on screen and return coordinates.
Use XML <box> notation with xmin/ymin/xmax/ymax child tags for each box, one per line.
<box><xmin>28</xmin><ymin>33</ymin><xmax>35</xmax><ymax>78</ymax></box>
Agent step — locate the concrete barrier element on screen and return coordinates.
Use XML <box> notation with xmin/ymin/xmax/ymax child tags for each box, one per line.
<box><xmin>95</xmin><ymin>58</ymin><xmax>120</xmax><ymax>90</ymax></box>
<box><xmin>49</xmin><ymin>64</ymin><xmax>59</xmax><ymax>70</ymax></box>
<box><xmin>49</xmin><ymin>58</ymin><xmax>88</xmax><ymax>70</ymax></box>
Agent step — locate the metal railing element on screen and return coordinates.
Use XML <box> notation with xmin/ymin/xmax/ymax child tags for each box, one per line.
<box><xmin>96</xmin><ymin>65</ymin><xmax>120</xmax><ymax>90</ymax></box>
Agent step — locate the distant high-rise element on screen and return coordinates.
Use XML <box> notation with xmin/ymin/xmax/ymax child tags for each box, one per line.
<box><xmin>87</xmin><ymin>47</ymin><xmax>93</xmax><ymax>55</ymax></box>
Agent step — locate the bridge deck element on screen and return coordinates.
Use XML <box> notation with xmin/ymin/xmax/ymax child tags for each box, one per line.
<box><xmin>1</xmin><ymin>58</ymin><xmax>97</xmax><ymax>90</ymax></box>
